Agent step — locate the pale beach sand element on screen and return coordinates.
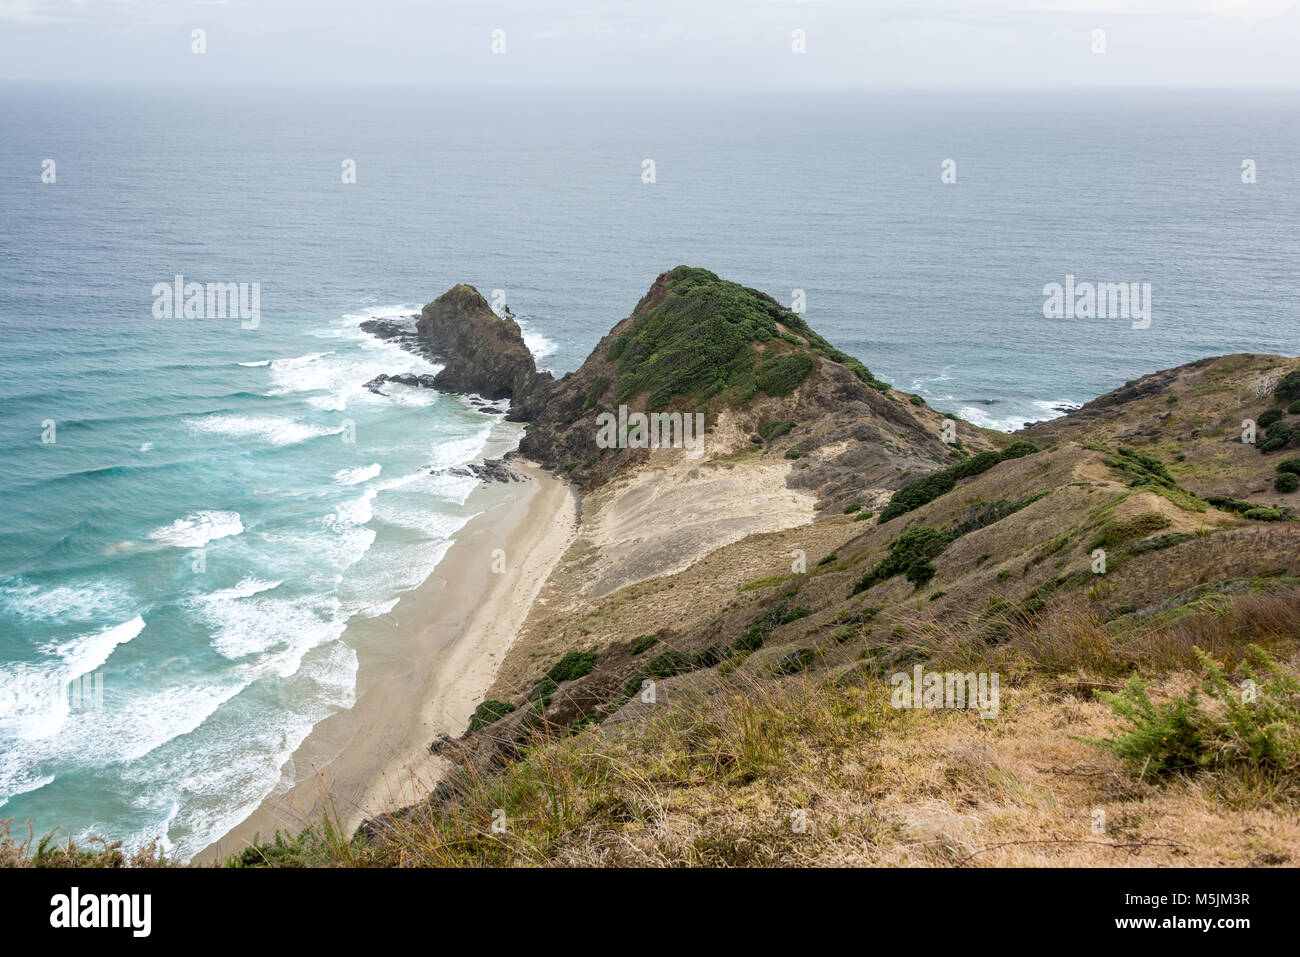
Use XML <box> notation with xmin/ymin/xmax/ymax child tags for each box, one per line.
<box><xmin>198</xmin><ymin>459</ymin><xmax>576</xmax><ymax>862</ymax></box>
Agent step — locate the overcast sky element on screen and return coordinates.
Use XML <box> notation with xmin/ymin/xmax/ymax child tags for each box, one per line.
<box><xmin>1</xmin><ymin>0</ymin><xmax>1298</xmax><ymax>87</ymax></box>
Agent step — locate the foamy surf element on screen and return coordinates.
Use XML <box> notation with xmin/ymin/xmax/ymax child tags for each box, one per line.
<box><xmin>334</xmin><ymin>463</ymin><xmax>382</xmax><ymax>485</ymax></box>
<box><xmin>148</xmin><ymin>510</ymin><xmax>245</xmax><ymax>548</ymax></box>
<box><xmin>40</xmin><ymin>615</ymin><xmax>145</xmax><ymax>682</ymax></box>
<box><xmin>185</xmin><ymin>413</ymin><xmax>345</xmax><ymax>447</ymax></box>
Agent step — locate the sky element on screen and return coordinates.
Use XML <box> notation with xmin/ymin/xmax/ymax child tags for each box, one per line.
<box><xmin>0</xmin><ymin>0</ymin><xmax>1298</xmax><ymax>88</ymax></box>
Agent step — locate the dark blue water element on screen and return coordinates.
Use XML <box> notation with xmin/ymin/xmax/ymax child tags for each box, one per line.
<box><xmin>1</xmin><ymin>85</ymin><xmax>1296</xmax><ymax>856</ymax></box>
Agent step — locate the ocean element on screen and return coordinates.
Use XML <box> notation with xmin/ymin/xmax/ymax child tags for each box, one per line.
<box><xmin>1</xmin><ymin>85</ymin><xmax>1296</xmax><ymax>857</ymax></box>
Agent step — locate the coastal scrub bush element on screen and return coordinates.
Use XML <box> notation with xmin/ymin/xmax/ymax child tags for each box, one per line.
<box><xmin>1276</xmin><ymin>473</ymin><xmax>1299</xmax><ymax>494</ymax></box>
<box><xmin>852</xmin><ymin>526</ymin><xmax>949</xmax><ymax>594</ymax></box>
<box><xmin>468</xmin><ymin>699</ymin><xmax>517</xmax><ymax>732</ymax></box>
<box><xmin>1274</xmin><ymin>370</ymin><xmax>1300</xmax><ymax>402</ymax></box>
<box><xmin>1106</xmin><ymin>447</ymin><xmax>1176</xmax><ymax>488</ymax></box>
<box><xmin>1289</xmin><ymin>400</ymin><xmax>1300</xmax><ymax>415</ymax></box>
<box><xmin>645</xmin><ymin>651</ymin><xmax>694</xmax><ymax>679</ymax></box>
<box><xmin>1087</xmin><ymin>646</ymin><xmax>1300</xmax><ymax>786</ymax></box>
<box><xmin>605</xmin><ymin>267</ymin><xmax>887</xmax><ymax>411</ymax></box>
<box><xmin>546</xmin><ymin>651</ymin><xmax>599</xmax><ymax>684</ymax></box>
<box><xmin>0</xmin><ymin>821</ymin><xmax>170</xmax><ymax>868</ymax></box>
<box><xmin>1277</xmin><ymin>459</ymin><xmax>1300</xmax><ymax>476</ymax></box>
<box><xmin>758</xmin><ymin>419</ymin><xmax>796</xmax><ymax>441</ymax></box>
<box><xmin>582</xmin><ymin>375</ymin><xmax>609</xmax><ymax>412</ymax></box>
<box><xmin>754</xmin><ymin>352</ymin><xmax>815</xmax><ymax>397</ymax></box>
<box><xmin>1090</xmin><ymin>511</ymin><xmax>1173</xmax><ymax>549</ymax></box>
<box><xmin>773</xmin><ymin>648</ymin><xmax>817</xmax><ymax>675</ymax></box>
<box><xmin>730</xmin><ymin>601</ymin><xmax>811</xmax><ymax>655</ymax></box>
<box><xmin>878</xmin><ymin>441</ymin><xmax>1039</xmax><ymax>523</ymax></box>
<box><xmin>1258</xmin><ymin>408</ymin><xmax>1286</xmax><ymax>428</ymax></box>
<box><xmin>1259</xmin><ymin>420</ymin><xmax>1296</xmax><ymax>453</ymax></box>
<box><xmin>631</xmin><ymin>635</ymin><xmax>659</xmax><ymax>655</ymax></box>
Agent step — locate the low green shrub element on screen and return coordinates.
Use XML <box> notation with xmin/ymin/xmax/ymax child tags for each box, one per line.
<box><xmin>631</xmin><ymin>635</ymin><xmax>659</xmax><ymax>655</ymax></box>
<box><xmin>1274</xmin><ymin>370</ymin><xmax>1300</xmax><ymax>402</ymax></box>
<box><xmin>546</xmin><ymin>651</ymin><xmax>599</xmax><ymax>684</ymax></box>
<box><xmin>1258</xmin><ymin>407</ymin><xmax>1286</xmax><ymax>428</ymax></box>
<box><xmin>773</xmin><ymin>648</ymin><xmax>817</xmax><ymax>675</ymax></box>
<box><xmin>754</xmin><ymin>352</ymin><xmax>815</xmax><ymax>398</ymax></box>
<box><xmin>878</xmin><ymin>442</ymin><xmax>1038</xmax><ymax>523</ymax></box>
<box><xmin>468</xmin><ymin>700</ymin><xmax>517</xmax><ymax>732</ymax></box>
<box><xmin>758</xmin><ymin>419</ymin><xmax>796</xmax><ymax>441</ymax></box>
<box><xmin>1091</xmin><ymin>511</ymin><xmax>1173</xmax><ymax>549</ymax></box>
<box><xmin>1087</xmin><ymin>646</ymin><xmax>1300</xmax><ymax>784</ymax></box>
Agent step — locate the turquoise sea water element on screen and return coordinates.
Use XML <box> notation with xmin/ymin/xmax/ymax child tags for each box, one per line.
<box><xmin>1</xmin><ymin>86</ymin><xmax>1297</xmax><ymax>856</ymax></box>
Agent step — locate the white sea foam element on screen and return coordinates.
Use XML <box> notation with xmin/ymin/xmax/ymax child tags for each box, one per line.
<box><xmin>516</xmin><ymin>317</ymin><xmax>558</xmax><ymax>363</ymax></box>
<box><xmin>955</xmin><ymin>398</ymin><xmax>1079</xmax><ymax>432</ymax></box>
<box><xmin>0</xmin><ymin>578</ymin><xmax>133</xmax><ymax>624</ymax></box>
<box><xmin>325</xmin><ymin>489</ymin><xmax>377</xmax><ymax>530</ymax></box>
<box><xmin>426</xmin><ymin>428</ymin><xmax>495</xmax><ymax>471</ymax></box>
<box><xmin>334</xmin><ymin>463</ymin><xmax>381</xmax><ymax>485</ymax></box>
<box><xmin>143</xmin><ymin>639</ymin><xmax>359</xmax><ymax>859</ymax></box>
<box><xmin>238</xmin><ymin>359</ymin><xmax>272</xmax><ymax>367</ymax></box>
<box><xmin>148</xmin><ymin>510</ymin><xmax>244</xmax><ymax>548</ymax></box>
<box><xmin>269</xmin><ymin>311</ymin><xmax>441</xmax><ymax>411</ymax></box>
<box><xmin>41</xmin><ymin>615</ymin><xmax>145</xmax><ymax>682</ymax></box>
<box><xmin>194</xmin><ymin>578</ymin><xmax>282</xmax><ymax>602</ymax></box>
<box><xmin>203</xmin><ymin>592</ymin><xmax>345</xmax><ymax>662</ymax></box>
<box><xmin>185</xmin><ymin>414</ymin><xmax>344</xmax><ymax>447</ymax></box>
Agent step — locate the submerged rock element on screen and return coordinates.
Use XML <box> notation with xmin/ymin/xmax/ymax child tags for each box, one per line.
<box><xmin>432</xmin><ymin>457</ymin><xmax>530</xmax><ymax>484</ymax></box>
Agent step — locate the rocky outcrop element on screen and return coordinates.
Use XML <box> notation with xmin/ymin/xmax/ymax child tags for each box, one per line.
<box><xmin>414</xmin><ymin>285</ymin><xmax>554</xmax><ymax>415</ymax></box>
<box><xmin>431</xmin><ymin>457</ymin><xmax>531</xmax><ymax>483</ymax></box>
<box><xmin>360</xmin><ymin>269</ymin><xmax>998</xmax><ymax>499</ymax></box>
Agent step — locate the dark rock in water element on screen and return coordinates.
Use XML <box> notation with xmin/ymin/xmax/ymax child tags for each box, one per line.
<box><xmin>364</xmin><ymin>372</ymin><xmax>439</xmax><ymax>393</ymax></box>
<box><xmin>468</xmin><ymin>458</ymin><xmax>530</xmax><ymax>482</ymax></box>
<box><xmin>415</xmin><ymin>285</ymin><xmax>554</xmax><ymax>414</ymax></box>
<box><xmin>431</xmin><ymin>457</ymin><xmax>530</xmax><ymax>484</ymax></box>
<box><xmin>358</xmin><ymin>292</ymin><xmax>555</xmax><ymax>417</ymax></box>
<box><xmin>359</xmin><ymin>316</ymin><xmax>426</xmax><ymax>353</ymax></box>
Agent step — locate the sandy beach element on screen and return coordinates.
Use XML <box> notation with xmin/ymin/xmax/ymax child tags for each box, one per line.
<box><xmin>198</xmin><ymin>459</ymin><xmax>577</xmax><ymax>863</ymax></box>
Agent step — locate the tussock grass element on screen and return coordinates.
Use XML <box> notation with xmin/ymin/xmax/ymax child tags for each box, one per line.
<box><xmin>0</xmin><ymin>819</ymin><xmax>171</xmax><ymax>868</ymax></box>
<box><xmin>918</xmin><ymin>587</ymin><xmax>1300</xmax><ymax>679</ymax></box>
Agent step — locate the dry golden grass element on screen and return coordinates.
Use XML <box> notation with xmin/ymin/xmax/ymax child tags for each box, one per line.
<box><xmin>913</xmin><ymin>587</ymin><xmax>1300</xmax><ymax>679</ymax></box>
<box><xmin>339</xmin><ymin>591</ymin><xmax>1300</xmax><ymax>869</ymax></box>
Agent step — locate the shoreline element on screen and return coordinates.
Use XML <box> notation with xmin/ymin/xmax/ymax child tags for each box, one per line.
<box><xmin>197</xmin><ymin>457</ymin><xmax>577</xmax><ymax>864</ymax></box>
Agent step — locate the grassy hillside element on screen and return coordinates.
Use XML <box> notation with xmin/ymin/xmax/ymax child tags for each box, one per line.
<box><xmin>8</xmin><ymin>280</ymin><xmax>1297</xmax><ymax>869</ymax></box>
